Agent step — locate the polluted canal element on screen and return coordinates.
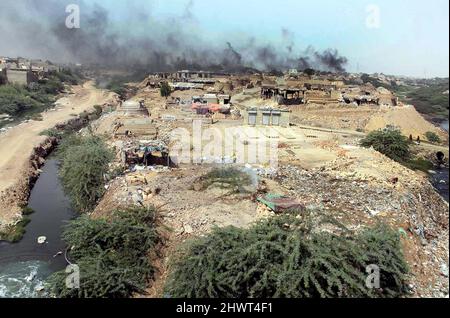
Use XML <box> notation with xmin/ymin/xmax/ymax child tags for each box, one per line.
<box><xmin>0</xmin><ymin>159</ymin><xmax>76</xmax><ymax>298</ymax></box>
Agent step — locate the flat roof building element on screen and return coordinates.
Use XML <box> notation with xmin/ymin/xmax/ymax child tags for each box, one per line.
<box><xmin>243</xmin><ymin>107</ymin><xmax>290</xmax><ymax>127</ymax></box>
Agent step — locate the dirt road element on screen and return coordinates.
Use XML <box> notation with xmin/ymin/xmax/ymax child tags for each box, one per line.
<box><xmin>0</xmin><ymin>82</ymin><xmax>117</xmax><ymax>225</ymax></box>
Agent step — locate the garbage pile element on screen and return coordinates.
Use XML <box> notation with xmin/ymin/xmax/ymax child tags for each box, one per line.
<box><xmin>119</xmin><ymin>139</ymin><xmax>170</xmax><ymax>167</ymax></box>
<box><xmin>273</xmin><ymin>163</ymin><xmax>449</xmax><ymax>297</ymax></box>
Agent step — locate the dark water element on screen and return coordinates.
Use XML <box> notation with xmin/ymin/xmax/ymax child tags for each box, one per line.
<box><xmin>430</xmin><ymin>168</ymin><xmax>449</xmax><ymax>202</ymax></box>
<box><xmin>0</xmin><ymin>159</ymin><xmax>76</xmax><ymax>297</ymax></box>
<box><xmin>430</xmin><ymin>120</ymin><xmax>449</xmax><ymax>201</ymax></box>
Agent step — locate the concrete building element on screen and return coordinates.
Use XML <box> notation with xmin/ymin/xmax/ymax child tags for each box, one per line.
<box><xmin>119</xmin><ymin>100</ymin><xmax>150</xmax><ymax>117</ymax></box>
<box><xmin>202</xmin><ymin>93</ymin><xmax>219</xmax><ymax>104</ymax></box>
<box><xmin>5</xmin><ymin>68</ymin><xmax>38</xmax><ymax>85</ymax></box>
<box><xmin>243</xmin><ymin>108</ymin><xmax>290</xmax><ymax>127</ymax></box>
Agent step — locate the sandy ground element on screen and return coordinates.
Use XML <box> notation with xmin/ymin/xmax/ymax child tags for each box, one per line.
<box><xmin>0</xmin><ymin>82</ymin><xmax>117</xmax><ymax>225</ymax></box>
<box><xmin>365</xmin><ymin>105</ymin><xmax>447</xmax><ymax>139</ymax></box>
<box><xmin>86</xmin><ymin>84</ymin><xmax>449</xmax><ymax>297</ymax></box>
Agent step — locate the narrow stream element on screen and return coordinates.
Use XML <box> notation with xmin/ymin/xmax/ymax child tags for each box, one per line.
<box><xmin>441</xmin><ymin>120</ymin><xmax>449</xmax><ymax>132</ymax></box>
<box><xmin>0</xmin><ymin>159</ymin><xmax>76</xmax><ymax>298</ymax></box>
<box><xmin>430</xmin><ymin>120</ymin><xmax>450</xmax><ymax>202</ymax></box>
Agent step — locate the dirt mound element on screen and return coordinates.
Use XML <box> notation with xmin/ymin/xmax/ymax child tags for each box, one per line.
<box><xmin>291</xmin><ymin>105</ymin><xmax>379</xmax><ymax>131</ymax></box>
<box><xmin>365</xmin><ymin>105</ymin><xmax>445</xmax><ymax>139</ymax></box>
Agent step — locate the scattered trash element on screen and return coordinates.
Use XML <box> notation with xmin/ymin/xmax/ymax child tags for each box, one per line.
<box><xmin>53</xmin><ymin>251</ymin><xmax>63</xmax><ymax>258</ymax></box>
<box><xmin>183</xmin><ymin>224</ymin><xmax>193</xmax><ymax>234</ymax></box>
<box><xmin>35</xmin><ymin>286</ymin><xmax>45</xmax><ymax>292</ymax></box>
<box><xmin>37</xmin><ymin>236</ymin><xmax>47</xmax><ymax>244</ymax></box>
<box><xmin>440</xmin><ymin>263</ymin><xmax>449</xmax><ymax>277</ymax></box>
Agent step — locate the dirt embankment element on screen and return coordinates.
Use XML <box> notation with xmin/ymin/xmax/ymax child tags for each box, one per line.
<box><xmin>365</xmin><ymin>105</ymin><xmax>448</xmax><ymax>140</ymax></box>
<box><xmin>291</xmin><ymin>105</ymin><xmax>380</xmax><ymax>131</ymax></box>
<box><xmin>0</xmin><ymin>82</ymin><xmax>119</xmax><ymax>230</ymax></box>
<box><xmin>0</xmin><ymin>137</ymin><xmax>59</xmax><ymax>229</ymax></box>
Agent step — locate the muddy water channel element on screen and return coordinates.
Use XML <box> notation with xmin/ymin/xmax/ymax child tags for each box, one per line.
<box><xmin>0</xmin><ymin>159</ymin><xmax>75</xmax><ymax>297</ymax></box>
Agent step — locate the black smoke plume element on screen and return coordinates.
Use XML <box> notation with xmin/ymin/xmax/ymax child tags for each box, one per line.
<box><xmin>0</xmin><ymin>0</ymin><xmax>348</xmax><ymax>73</ymax></box>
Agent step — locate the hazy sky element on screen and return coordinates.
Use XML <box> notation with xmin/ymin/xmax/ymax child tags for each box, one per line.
<box><xmin>1</xmin><ymin>0</ymin><xmax>448</xmax><ymax>77</ymax></box>
<box><xmin>103</xmin><ymin>0</ymin><xmax>449</xmax><ymax>77</ymax></box>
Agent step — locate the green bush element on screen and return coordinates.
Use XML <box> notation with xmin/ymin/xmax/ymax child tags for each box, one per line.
<box><xmin>47</xmin><ymin>206</ymin><xmax>160</xmax><ymax>298</ymax></box>
<box><xmin>195</xmin><ymin>167</ymin><xmax>253</xmax><ymax>193</ymax></box>
<box><xmin>102</xmin><ymin>80</ymin><xmax>135</xmax><ymax>100</ymax></box>
<box><xmin>34</xmin><ymin>78</ymin><xmax>64</xmax><ymax>95</ymax></box>
<box><xmin>164</xmin><ymin>214</ymin><xmax>409</xmax><ymax>298</ymax></box>
<box><xmin>59</xmin><ymin>135</ymin><xmax>113</xmax><ymax>212</ymax></box>
<box><xmin>39</xmin><ymin>128</ymin><xmax>61</xmax><ymax>138</ymax></box>
<box><xmin>0</xmin><ymin>69</ymin><xmax>81</xmax><ymax>118</ymax></box>
<box><xmin>21</xmin><ymin>207</ymin><xmax>35</xmax><ymax>216</ymax></box>
<box><xmin>360</xmin><ymin>128</ymin><xmax>410</xmax><ymax>162</ymax></box>
<box><xmin>394</xmin><ymin>79</ymin><xmax>449</xmax><ymax>120</ymax></box>
<box><xmin>29</xmin><ymin>113</ymin><xmax>43</xmax><ymax>121</ymax></box>
<box><xmin>403</xmin><ymin>158</ymin><xmax>434</xmax><ymax>173</ymax></box>
<box><xmin>160</xmin><ymin>82</ymin><xmax>172</xmax><ymax>98</ymax></box>
<box><xmin>425</xmin><ymin>131</ymin><xmax>441</xmax><ymax>144</ymax></box>
<box><xmin>93</xmin><ymin>105</ymin><xmax>103</xmax><ymax>116</ymax></box>
<box><xmin>0</xmin><ymin>84</ymin><xmax>43</xmax><ymax>115</ymax></box>
<box><xmin>51</xmin><ymin>68</ymin><xmax>84</xmax><ymax>85</ymax></box>
<box><xmin>0</xmin><ymin>217</ymin><xmax>31</xmax><ymax>243</ymax></box>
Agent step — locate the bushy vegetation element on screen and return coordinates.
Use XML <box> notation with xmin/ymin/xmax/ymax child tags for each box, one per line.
<box><xmin>0</xmin><ymin>206</ymin><xmax>35</xmax><ymax>242</ymax></box>
<box><xmin>425</xmin><ymin>131</ymin><xmax>441</xmax><ymax>144</ymax></box>
<box><xmin>50</xmin><ymin>68</ymin><xmax>83</xmax><ymax>85</ymax></box>
<box><xmin>58</xmin><ymin>135</ymin><xmax>113</xmax><ymax>212</ymax></box>
<box><xmin>360</xmin><ymin>74</ymin><xmax>397</xmax><ymax>90</ymax></box>
<box><xmin>39</xmin><ymin>128</ymin><xmax>62</xmax><ymax>138</ymax></box>
<box><xmin>195</xmin><ymin>167</ymin><xmax>253</xmax><ymax>193</ymax></box>
<box><xmin>160</xmin><ymin>81</ymin><xmax>172</xmax><ymax>98</ymax></box>
<box><xmin>394</xmin><ymin>79</ymin><xmax>449</xmax><ymax>120</ymax></box>
<box><xmin>164</xmin><ymin>213</ymin><xmax>409</xmax><ymax>298</ymax></box>
<box><xmin>0</xmin><ymin>217</ymin><xmax>31</xmax><ymax>243</ymax></box>
<box><xmin>105</xmin><ymin>80</ymin><xmax>130</xmax><ymax>100</ymax></box>
<box><xmin>0</xmin><ymin>69</ymin><xmax>83</xmax><ymax>126</ymax></box>
<box><xmin>21</xmin><ymin>206</ymin><xmax>35</xmax><ymax>216</ymax></box>
<box><xmin>403</xmin><ymin>158</ymin><xmax>434</xmax><ymax>173</ymax></box>
<box><xmin>303</xmin><ymin>68</ymin><xmax>316</xmax><ymax>76</ymax></box>
<box><xmin>0</xmin><ymin>84</ymin><xmax>45</xmax><ymax>116</ymax></box>
<box><xmin>93</xmin><ymin>105</ymin><xmax>103</xmax><ymax>116</ymax></box>
<box><xmin>47</xmin><ymin>206</ymin><xmax>160</xmax><ymax>298</ymax></box>
<box><xmin>360</xmin><ymin>128</ymin><xmax>410</xmax><ymax>162</ymax></box>
<box><xmin>95</xmin><ymin>73</ymin><xmax>141</xmax><ymax>100</ymax></box>
<box><xmin>360</xmin><ymin>128</ymin><xmax>439</xmax><ymax>172</ymax></box>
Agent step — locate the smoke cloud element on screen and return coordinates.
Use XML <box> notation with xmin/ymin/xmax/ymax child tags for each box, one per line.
<box><xmin>0</xmin><ymin>0</ymin><xmax>348</xmax><ymax>73</ymax></box>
